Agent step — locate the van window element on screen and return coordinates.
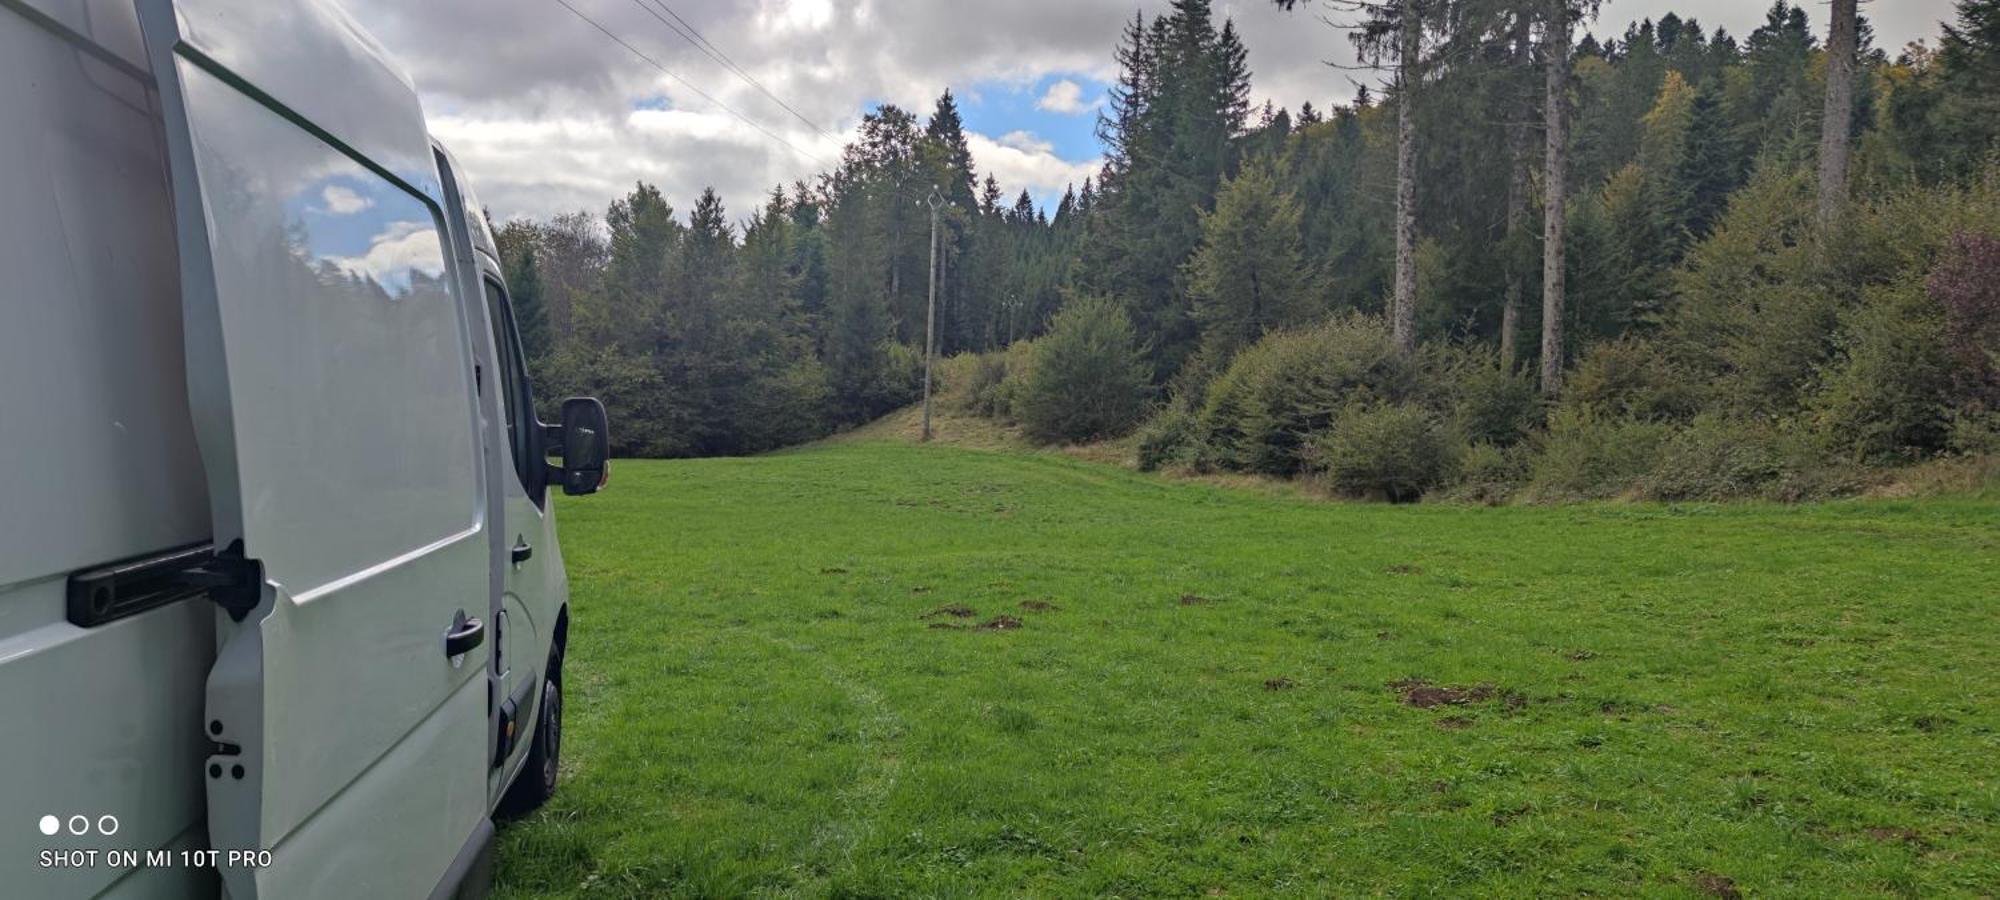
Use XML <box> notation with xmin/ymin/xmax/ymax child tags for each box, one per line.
<box><xmin>482</xmin><ymin>278</ymin><xmax>542</xmax><ymax>502</ymax></box>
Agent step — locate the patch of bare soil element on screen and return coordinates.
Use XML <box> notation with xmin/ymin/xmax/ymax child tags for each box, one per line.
<box><xmin>1438</xmin><ymin>716</ymin><xmax>1475</xmax><ymax>730</ymax></box>
<box><xmin>1564</xmin><ymin>649</ymin><xmax>1597</xmax><ymax>661</ymax></box>
<box><xmin>978</xmin><ymin>615</ymin><xmax>1024</xmax><ymax>631</ymax></box>
<box><xmin>1913</xmin><ymin>714</ymin><xmax>1954</xmax><ymax>732</ymax></box>
<box><xmin>920</xmin><ymin>603</ymin><xmax>977</xmax><ymax>620</ymax></box>
<box><xmin>1376</xmin><ymin>630</ymin><xmax>1395</xmax><ymax>641</ymax></box>
<box><xmin>1692</xmin><ymin>873</ymin><xmax>1741</xmax><ymax>899</ymax></box>
<box><xmin>1385</xmin><ymin>564</ymin><xmax>1424</xmax><ymax>576</ymax></box>
<box><xmin>1263</xmin><ymin>677</ymin><xmax>1296</xmax><ymax>691</ymax></box>
<box><xmin>1389</xmin><ymin>678</ymin><xmax>1496</xmax><ymax>709</ymax></box>
<box><xmin>1020</xmin><ymin>599</ymin><xmax>1057</xmax><ymax>612</ymax></box>
<box><xmin>819</xmin><ymin>566</ymin><xmax>849</xmax><ymax>575</ymax></box>
<box><xmin>1865</xmin><ymin>827</ymin><xmax>1924</xmax><ymax>845</ymax></box>
<box><xmin>1178</xmin><ymin>593</ymin><xmax>1215</xmax><ymax>606</ymax></box>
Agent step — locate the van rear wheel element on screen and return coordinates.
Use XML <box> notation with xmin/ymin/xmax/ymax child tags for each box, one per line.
<box><xmin>498</xmin><ymin>657</ymin><xmax>562</xmax><ymax>817</ymax></box>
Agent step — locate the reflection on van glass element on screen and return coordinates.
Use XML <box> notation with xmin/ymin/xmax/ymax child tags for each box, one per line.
<box><xmin>284</xmin><ymin>176</ymin><xmax>446</xmax><ymax>297</ymax></box>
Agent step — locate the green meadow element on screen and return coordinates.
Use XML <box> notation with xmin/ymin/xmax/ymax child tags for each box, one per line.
<box><xmin>496</xmin><ymin>441</ymin><xmax>1998</xmax><ymax>898</ymax></box>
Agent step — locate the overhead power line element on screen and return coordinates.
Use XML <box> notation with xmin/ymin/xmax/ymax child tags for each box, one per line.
<box><xmin>627</xmin><ymin>0</ymin><xmax>836</xmax><ymax>142</ymax></box>
<box><xmin>548</xmin><ymin>0</ymin><xmax>829</xmax><ymax>166</ymax></box>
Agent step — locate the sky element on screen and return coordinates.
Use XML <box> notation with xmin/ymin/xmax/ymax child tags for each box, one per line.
<box><xmin>339</xmin><ymin>0</ymin><xmax>1961</xmax><ymax>227</ymax></box>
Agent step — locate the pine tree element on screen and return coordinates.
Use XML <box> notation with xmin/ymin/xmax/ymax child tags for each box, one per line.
<box><xmin>1186</xmin><ymin>160</ymin><xmax>1311</xmax><ymax>359</ymax></box>
<box><xmin>1673</xmin><ymin>79</ymin><xmax>1739</xmax><ymax>245</ymax></box>
<box><xmin>491</xmin><ymin>217</ymin><xmax>551</xmax><ymax>361</ymax></box>
<box><xmin>1084</xmin><ymin>0</ymin><xmax>1253</xmax><ymax>376</ymax></box>
<box><xmin>601</xmin><ymin>182</ymin><xmax>679</xmax><ymax>352</ymax></box>
<box><xmin>1937</xmin><ymin>0</ymin><xmax>2000</xmax><ymax>172</ymax></box>
<box><xmin>921</xmin><ymin>91</ymin><xmax>980</xmax><ymax>352</ymax></box>
<box><xmin>506</xmin><ymin>243</ymin><xmax>551</xmax><ymax>362</ymax></box>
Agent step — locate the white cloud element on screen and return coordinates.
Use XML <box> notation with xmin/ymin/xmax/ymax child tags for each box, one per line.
<box><xmin>967</xmin><ymin>132</ymin><xmax>1100</xmax><ymax>200</ymax></box>
<box><xmin>319</xmin><ymin>184</ymin><xmax>374</xmax><ymax>215</ymax></box>
<box><xmin>997</xmin><ymin>130</ymin><xmax>1054</xmax><ymax>155</ymax></box>
<box><xmin>329</xmin><ymin>221</ymin><xmax>447</xmax><ymax>289</ymax></box>
<box><xmin>1035</xmin><ymin>78</ymin><xmax>1099</xmax><ymax>115</ymax></box>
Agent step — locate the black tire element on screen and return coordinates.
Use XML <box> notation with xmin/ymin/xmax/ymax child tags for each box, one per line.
<box><xmin>497</xmin><ymin>654</ymin><xmax>562</xmax><ymax>818</ymax></box>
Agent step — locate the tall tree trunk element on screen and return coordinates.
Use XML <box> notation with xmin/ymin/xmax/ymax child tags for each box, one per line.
<box><xmin>1539</xmin><ymin>0</ymin><xmax>1571</xmax><ymax>397</ymax></box>
<box><xmin>1501</xmin><ymin>14</ymin><xmax>1534</xmax><ymax>369</ymax></box>
<box><xmin>1392</xmin><ymin>0</ymin><xmax>1420</xmax><ymax>355</ymax></box>
<box><xmin>1818</xmin><ymin>0</ymin><xmax>1859</xmax><ymax>223</ymax></box>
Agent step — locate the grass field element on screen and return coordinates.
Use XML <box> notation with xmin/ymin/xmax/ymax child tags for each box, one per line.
<box><xmin>495</xmin><ymin>440</ymin><xmax>1998</xmax><ymax>898</ymax></box>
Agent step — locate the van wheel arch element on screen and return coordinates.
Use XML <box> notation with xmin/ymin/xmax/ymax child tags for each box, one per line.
<box><xmin>498</xmin><ymin>605</ymin><xmax>568</xmax><ymax>819</ymax></box>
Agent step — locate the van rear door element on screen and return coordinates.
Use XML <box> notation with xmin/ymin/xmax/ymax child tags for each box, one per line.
<box><xmin>137</xmin><ymin>1</ymin><xmax>494</xmax><ymax>897</ymax></box>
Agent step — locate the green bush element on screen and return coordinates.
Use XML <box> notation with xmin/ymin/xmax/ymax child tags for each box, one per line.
<box><xmin>1948</xmin><ymin>409</ymin><xmax>2000</xmax><ymax>456</ymax></box>
<box><xmin>1449</xmin><ymin>359</ymin><xmax>1542</xmax><ymax>446</ymax></box>
<box><xmin>1638</xmin><ymin>415</ymin><xmax>1792</xmax><ymax>501</ymax></box>
<box><xmin>1017</xmin><ymin>298</ymin><xmax>1151</xmax><ymax>444</ymax></box>
<box><xmin>1525</xmin><ymin>408</ymin><xmax>1673</xmax><ymax>501</ymax></box>
<box><xmin>1195</xmin><ymin>315</ymin><xmax>1416</xmax><ymax>475</ymax></box>
<box><xmin>1810</xmin><ymin>282</ymin><xmax>1957</xmax><ymax>462</ymax></box>
<box><xmin>1134</xmin><ymin>405</ymin><xmax>1205</xmax><ymax>472</ymax></box>
<box><xmin>1440</xmin><ymin>442</ymin><xmax>1532</xmax><ymax>505</ymax></box>
<box><xmin>1562</xmin><ymin>338</ymin><xmax>1698</xmax><ymax>422</ymax></box>
<box><xmin>939</xmin><ymin>343</ymin><xmax>1034</xmax><ymax>421</ymax></box>
<box><xmin>1309</xmin><ymin>403</ymin><xmax>1458</xmax><ymax>502</ymax></box>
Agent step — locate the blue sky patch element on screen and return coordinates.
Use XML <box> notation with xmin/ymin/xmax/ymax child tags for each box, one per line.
<box><xmin>958</xmin><ymin>73</ymin><xmax>1109</xmax><ymax>163</ymax></box>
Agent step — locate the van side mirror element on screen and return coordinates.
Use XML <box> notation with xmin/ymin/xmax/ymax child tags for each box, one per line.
<box><xmin>549</xmin><ymin>397</ymin><xmax>609</xmax><ymax>496</ymax></box>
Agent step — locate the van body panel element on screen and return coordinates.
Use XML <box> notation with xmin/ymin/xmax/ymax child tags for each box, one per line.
<box><xmin>138</xmin><ymin>0</ymin><xmax>494</xmax><ymax>895</ymax></box>
<box><xmin>0</xmin><ymin>2</ymin><xmax>214</xmax><ymax>896</ymax></box>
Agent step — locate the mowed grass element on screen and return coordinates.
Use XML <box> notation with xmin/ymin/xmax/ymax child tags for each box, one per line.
<box><xmin>496</xmin><ymin>441</ymin><xmax>1998</xmax><ymax>898</ymax></box>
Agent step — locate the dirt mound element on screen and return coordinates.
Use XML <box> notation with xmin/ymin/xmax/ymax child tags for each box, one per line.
<box><xmin>1020</xmin><ymin>599</ymin><xmax>1057</xmax><ymax>612</ymax></box>
<box><xmin>1263</xmin><ymin>677</ymin><xmax>1296</xmax><ymax>691</ymax></box>
<box><xmin>920</xmin><ymin>603</ymin><xmax>977</xmax><ymax>620</ymax></box>
<box><xmin>1178</xmin><ymin>594</ymin><xmax>1214</xmax><ymax>606</ymax></box>
<box><xmin>1387</xmin><ymin>678</ymin><xmax>1516</xmax><ymax>710</ymax></box>
<box><xmin>979</xmin><ymin>615</ymin><xmax>1024</xmax><ymax>631</ymax></box>
<box><xmin>1692</xmin><ymin>873</ymin><xmax>1740</xmax><ymax>899</ymax></box>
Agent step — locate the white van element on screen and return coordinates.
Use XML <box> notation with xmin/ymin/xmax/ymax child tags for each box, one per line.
<box><xmin>1</xmin><ymin>0</ymin><xmax>608</xmax><ymax>897</ymax></box>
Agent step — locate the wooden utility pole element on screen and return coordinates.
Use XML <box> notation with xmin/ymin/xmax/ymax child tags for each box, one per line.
<box><xmin>1818</xmin><ymin>0</ymin><xmax>1859</xmax><ymax>223</ymax></box>
<box><xmin>1539</xmin><ymin>0</ymin><xmax>1571</xmax><ymax>397</ymax></box>
<box><xmin>921</xmin><ymin>189</ymin><xmax>943</xmax><ymax>441</ymax></box>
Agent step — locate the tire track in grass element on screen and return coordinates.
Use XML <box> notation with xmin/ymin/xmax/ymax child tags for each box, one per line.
<box><xmin>753</xmin><ymin>631</ymin><xmax>905</xmax><ymax>881</ymax></box>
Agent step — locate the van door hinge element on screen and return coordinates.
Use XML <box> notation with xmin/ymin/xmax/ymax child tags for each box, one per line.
<box><xmin>190</xmin><ymin>541</ymin><xmax>263</xmax><ymax>623</ymax></box>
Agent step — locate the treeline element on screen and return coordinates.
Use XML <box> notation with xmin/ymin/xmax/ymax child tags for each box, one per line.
<box><xmin>493</xmin><ymin>92</ymin><xmax>1082</xmax><ymax>456</ymax></box>
<box><xmin>497</xmin><ymin>0</ymin><xmax>2000</xmax><ymax>500</ymax></box>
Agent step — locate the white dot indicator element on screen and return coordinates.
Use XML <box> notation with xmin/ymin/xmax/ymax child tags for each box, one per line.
<box><xmin>38</xmin><ymin>815</ymin><xmax>58</xmax><ymax>836</ymax></box>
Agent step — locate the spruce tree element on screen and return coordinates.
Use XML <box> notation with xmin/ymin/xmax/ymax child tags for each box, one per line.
<box><xmin>1186</xmin><ymin>159</ymin><xmax>1311</xmax><ymax>359</ymax></box>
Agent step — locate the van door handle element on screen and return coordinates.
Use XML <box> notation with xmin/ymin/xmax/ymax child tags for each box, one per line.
<box><xmin>443</xmin><ymin>612</ymin><xmax>485</xmax><ymax>658</ymax></box>
<box><xmin>511</xmin><ymin>539</ymin><xmax>533</xmax><ymax>565</ymax></box>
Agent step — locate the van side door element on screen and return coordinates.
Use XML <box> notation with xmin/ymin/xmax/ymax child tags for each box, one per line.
<box><xmin>137</xmin><ymin>1</ymin><xmax>494</xmax><ymax>896</ymax></box>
